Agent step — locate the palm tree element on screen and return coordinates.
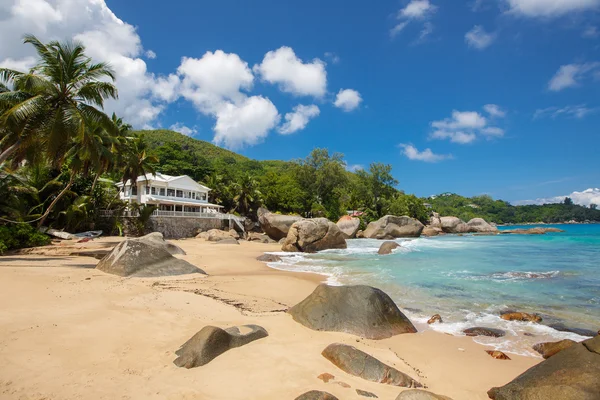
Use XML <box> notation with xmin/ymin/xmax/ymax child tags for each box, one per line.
<box><xmin>0</xmin><ymin>35</ymin><xmax>118</xmax><ymax>167</ymax></box>
<box><xmin>231</xmin><ymin>174</ymin><xmax>262</xmax><ymax>216</ymax></box>
<box><xmin>120</xmin><ymin>134</ymin><xmax>158</xmax><ymax>188</ymax></box>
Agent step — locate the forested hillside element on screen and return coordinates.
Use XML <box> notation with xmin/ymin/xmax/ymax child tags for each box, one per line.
<box><xmin>427</xmin><ymin>193</ymin><xmax>600</xmax><ymax>224</ymax></box>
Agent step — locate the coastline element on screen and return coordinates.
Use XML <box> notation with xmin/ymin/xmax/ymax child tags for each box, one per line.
<box><xmin>0</xmin><ymin>238</ymin><xmax>540</xmax><ymax>399</ymax></box>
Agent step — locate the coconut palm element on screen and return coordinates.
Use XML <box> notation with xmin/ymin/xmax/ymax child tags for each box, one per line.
<box><xmin>0</xmin><ymin>34</ymin><xmax>118</xmax><ymax>166</ymax></box>
<box><xmin>120</xmin><ymin>134</ymin><xmax>158</xmax><ymax>188</ymax></box>
<box><xmin>231</xmin><ymin>174</ymin><xmax>262</xmax><ymax>216</ymax></box>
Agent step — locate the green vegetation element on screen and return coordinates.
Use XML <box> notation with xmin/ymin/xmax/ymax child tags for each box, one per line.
<box><xmin>426</xmin><ymin>193</ymin><xmax>600</xmax><ymax>224</ymax></box>
<box><xmin>0</xmin><ymin>224</ymin><xmax>50</xmax><ymax>255</ymax></box>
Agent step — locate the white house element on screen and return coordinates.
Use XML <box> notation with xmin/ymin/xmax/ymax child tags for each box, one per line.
<box><xmin>116</xmin><ymin>173</ymin><xmax>223</xmax><ymax>216</ymax></box>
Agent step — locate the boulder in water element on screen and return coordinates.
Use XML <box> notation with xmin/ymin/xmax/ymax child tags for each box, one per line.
<box><xmin>440</xmin><ymin>217</ymin><xmax>470</xmax><ymax>234</ymax></box>
<box><xmin>256</xmin><ymin>253</ymin><xmax>281</xmax><ymax>262</ymax></box>
<box><xmin>500</xmin><ymin>312</ymin><xmax>542</xmax><ymax>323</ymax></box>
<box><xmin>488</xmin><ymin>335</ymin><xmax>600</xmax><ymax>400</ymax></box>
<box><xmin>463</xmin><ymin>327</ymin><xmax>505</xmax><ymax>337</ymax></box>
<box><xmin>364</xmin><ymin>215</ymin><xmax>424</xmax><ymax>239</ymax></box>
<box><xmin>173</xmin><ymin>325</ymin><xmax>268</xmax><ymax>368</ymax></box>
<box><xmin>427</xmin><ymin>314</ymin><xmax>442</xmax><ymax>324</ymax></box>
<box><xmin>282</xmin><ymin>218</ymin><xmax>347</xmax><ymax>253</ymax></box>
<box><xmin>422</xmin><ymin>227</ymin><xmax>440</xmax><ymax>237</ymax></box>
<box><xmin>395</xmin><ymin>390</ymin><xmax>453</xmax><ymax>400</ymax></box>
<box><xmin>96</xmin><ymin>234</ymin><xmax>204</xmax><ymax>277</ymax></box>
<box><xmin>533</xmin><ymin>339</ymin><xmax>577</xmax><ymax>359</ymax></box>
<box><xmin>337</xmin><ymin>215</ymin><xmax>361</xmax><ymax>239</ymax></box>
<box><xmin>258</xmin><ymin>207</ymin><xmax>303</xmax><ymax>241</ymax></box>
<box><xmin>322</xmin><ymin>343</ymin><xmax>421</xmax><ymax>388</ymax></box>
<box><xmin>295</xmin><ymin>391</ymin><xmax>339</xmax><ymax>400</ymax></box>
<box><xmin>378</xmin><ymin>241</ymin><xmax>400</xmax><ymax>255</ymax></box>
<box><xmin>288</xmin><ymin>284</ymin><xmax>416</xmax><ymax>339</ymax></box>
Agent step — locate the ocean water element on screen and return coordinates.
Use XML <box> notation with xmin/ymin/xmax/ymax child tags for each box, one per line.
<box><xmin>268</xmin><ymin>224</ymin><xmax>600</xmax><ymax>356</ymax></box>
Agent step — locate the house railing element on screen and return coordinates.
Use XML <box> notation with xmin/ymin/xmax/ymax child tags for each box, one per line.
<box><xmin>98</xmin><ymin>209</ymin><xmax>243</xmax><ymax>223</ymax></box>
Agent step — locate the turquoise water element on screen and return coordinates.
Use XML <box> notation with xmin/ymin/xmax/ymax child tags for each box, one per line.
<box><xmin>270</xmin><ymin>224</ymin><xmax>600</xmax><ymax>356</ymax></box>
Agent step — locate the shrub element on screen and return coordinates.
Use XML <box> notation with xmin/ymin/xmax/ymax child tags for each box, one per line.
<box><xmin>0</xmin><ymin>224</ymin><xmax>51</xmax><ymax>254</ymax></box>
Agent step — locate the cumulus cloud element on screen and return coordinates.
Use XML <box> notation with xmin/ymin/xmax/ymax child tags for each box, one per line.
<box><xmin>278</xmin><ymin>104</ymin><xmax>320</xmax><ymax>135</ymax></box>
<box><xmin>391</xmin><ymin>0</ymin><xmax>437</xmax><ymax>40</ymax></box>
<box><xmin>169</xmin><ymin>123</ymin><xmax>197</xmax><ymax>137</ymax></box>
<box><xmin>324</xmin><ymin>52</ymin><xmax>340</xmax><ymax>64</ymax></box>
<box><xmin>465</xmin><ymin>26</ymin><xmax>496</xmax><ymax>50</ymax></box>
<box><xmin>484</xmin><ymin>104</ymin><xmax>506</xmax><ymax>117</ymax></box>
<box><xmin>583</xmin><ymin>26</ymin><xmax>599</xmax><ymax>38</ymax></box>
<box><xmin>213</xmin><ymin>96</ymin><xmax>280</xmax><ymax>150</ymax></box>
<box><xmin>430</xmin><ymin>107</ymin><xmax>506</xmax><ymax>143</ymax></box>
<box><xmin>253</xmin><ymin>47</ymin><xmax>327</xmax><ymax>97</ymax></box>
<box><xmin>334</xmin><ymin>89</ymin><xmax>363</xmax><ymax>112</ymax></box>
<box><xmin>514</xmin><ymin>188</ymin><xmax>600</xmax><ymax>207</ymax></box>
<box><xmin>0</xmin><ymin>0</ymin><xmax>179</xmax><ymax>128</ymax></box>
<box><xmin>504</xmin><ymin>0</ymin><xmax>600</xmax><ymax>18</ymax></box>
<box><xmin>548</xmin><ymin>62</ymin><xmax>600</xmax><ymax>91</ymax></box>
<box><xmin>534</xmin><ymin>104</ymin><xmax>599</xmax><ymax>119</ymax></box>
<box><xmin>145</xmin><ymin>50</ymin><xmax>157</xmax><ymax>59</ymax></box>
<box><xmin>399</xmin><ymin>144</ymin><xmax>452</xmax><ymax>162</ymax></box>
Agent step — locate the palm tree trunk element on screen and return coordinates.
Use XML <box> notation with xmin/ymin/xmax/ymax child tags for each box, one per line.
<box><xmin>0</xmin><ymin>140</ymin><xmax>21</xmax><ymax>165</ymax></box>
<box><xmin>90</xmin><ymin>173</ymin><xmax>100</xmax><ymax>194</ymax></box>
<box><xmin>38</xmin><ymin>173</ymin><xmax>75</xmax><ymax>228</ymax></box>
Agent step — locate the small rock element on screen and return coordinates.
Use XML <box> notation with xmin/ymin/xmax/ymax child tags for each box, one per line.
<box><xmin>395</xmin><ymin>389</ymin><xmax>454</xmax><ymax>400</ymax></box>
<box><xmin>500</xmin><ymin>312</ymin><xmax>542</xmax><ymax>323</ymax></box>
<box><xmin>256</xmin><ymin>254</ymin><xmax>282</xmax><ymax>262</ymax></box>
<box><xmin>295</xmin><ymin>390</ymin><xmax>339</xmax><ymax>400</ymax></box>
<box><xmin>356</xmin><ymin>389</ymin><xmax>378</xmax><ymax>398</ymax></box>
<box><xmin>213</xmin><ymin>238</ymin><xmax>239</xmax><ymax>245</ymax></box>
<box><xmin>317</xmin><ymin>373</ymin><xmax>335</xmax><ymax>383</ymax></box>
<box><xmin>463</xmin><ymin>327</ymin><xmax>505</xmax><ymax>337</ymax></box>
<box><xmin>85</xmin><ymin>277</ymin><xmax>91</xmax><ymax>280</ymax></box>
<box><xmin>486</xmin><ymin>350</ymin><xmax>511</xmax><ymax>360</ymax></box>
<box><xmin>427</xmin><ymin>314</ymin><xmax>442</xmax><ymax>324</ymax></box>
<box><xmin>335</xmin><ymin>381</ymin><xmax>351</xmax><ymax>388</ymax></box>
<box><xmin>378</xmin><ymin>241</ymin><xmax>400</xmax><ymax>255</ymax></box>
<box><xmin>533</xmin><ymin>339</ymin><xmax>577</xmax><ymax>359</ymax></box>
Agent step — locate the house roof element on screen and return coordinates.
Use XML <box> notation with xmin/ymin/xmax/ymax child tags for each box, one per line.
<box><xmin>116</xmin><ymin>173</ymin><xmax>211</xmax><ymax>191</ymax></box>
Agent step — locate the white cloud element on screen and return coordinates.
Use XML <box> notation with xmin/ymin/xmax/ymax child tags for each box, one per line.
<box><xmin>400</xmin><ymin>144</ymin><xmax>452</xmax><ymax>162</ymax></box>
<box><xmin>399</xmin><ymin>0</ymin><xmax>437</xmax><ymax>19</ymax></box>
<box><xmin>430</xmin><ymin>108</ymin><xmax>505</xmax><ymax>143</ymax></box>
<box><xmin>534</xmin><ymin>104</ymin><xmax>598</xmax><ymax>119</ymax></box>
<box><xmin>253</xmin><ymin>46</ymin><xmax>327</xmax><ymax>97</ymax></box>
<box><xmin>465</xmin><ymin>25</ymin><xmax>496</xmax><ymax>50</ymax></box>
<box><xmin>324</xmin><ymin>52</ymin><xmax>340</xmax><ymax>64</ymax></box>
<box><xmin>505</xmin><ymin>0</ymin><xmax>600</xmax><ymax>18</ymax></box>
<box><xmin>169</xmin><ymin>123</ymin><xmax>197</xmax><ymax>137</ymax></box>
<box><xmin>484</xmin><ymin>104</ymin><xmax>506</xmax><ymax>117</ymax></box>
<box><xmin>0</xmin><ymin>0</ymin><xmax>180</xmax><ymax>128</ymax></box>
<box><xmin>145</xmin><ymin>50</ymin><xmax>157</xmax><ymax>59</ymax></box>
<box><xmin>346</xmin><ymin>164</ymin><xmax>364</xmax><ymax>172</ymax></box>
<box><xmin>514</xmin><ymin>188</ymin><xmax>600</xmax><ymax>206</ymax></box>
<box><xmin>391</xmin><ymin>0</ymin><xmax>437</xmax><ymax>40</ymax></box>
<box><xmin>334</xmin><ymin>89</ymin><xmax>363</xmax><ymax>112</ymax></box>
<box><xmin>278</xmin><ymin>104</ymin><xmax>320</xmax><ymax>135</ymax></box>
<box><xmin>583</xmin><ymin>26</ymin><xmax>599</xmax><ymax>38</ymax></box>
<box><xmin>213</xmin><ymin>96</ymin><xmax>280</xmax><ymax>150</ymax></box>
<box><xmin>548</xmin><ymin>62</ymin><xmax>600</xmax><ymax>91</ymax></box>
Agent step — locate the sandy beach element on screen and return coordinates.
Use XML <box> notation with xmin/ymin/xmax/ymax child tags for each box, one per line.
<box><xmin>0</xmin><ymin>238</ymin><xmax>540</xmax><ymax>400</ymax></box>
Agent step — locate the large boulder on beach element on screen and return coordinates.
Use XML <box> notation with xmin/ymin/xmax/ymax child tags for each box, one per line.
<box><xmin>257</xmin><ymin>207</ymin><xmax>303</xmax><ymax>241</ymax></box>
<box><xmin>363</xmin><ymin>215</ymin><xmax>424</xmax><ymax>239</ymax></box>
<box><xmin>96</xmin><ymin>234</ymin><xmax>204</xmax><ymax>277</ymax></box>
<box><xmin>378</xmin><ymin>241</ymin><xmax>400</xmax><ymax>255</ymax></box>
<box><xmin>533</xmin><ymin>339</ymin><xmax>577</xmax><ymax>359</ymax></box>
<box><xmin>247</xmin><ymin>232</ymin><xmax>276</xmax><ymax>243</ymax></box>
<box><xmin>282</xmin><ymin>218</ymin><xmax>347</xmax><ymax>253</ymax></box>
<box><xmin>467</xmin><ymin>218</ymin><xmax>498</xmax><ymax>233</ymax></box>
<box><xmin>206</xmin><ymin>229</ymin><xmax>236</xmax><ymax>242</ymax></box>
<box><xmin>322</xmin><ymin>343</ymin><xmax>421</xmax><ymax>387</ymax></box>
<box><xmin>173</xmin><ymin>325</ymin><xmax>268</xmax><ymax>368</ymax></box>
<box><xmin>488</xmin><ymin>335</ymin><xmax>600</xmax><ymax>400</ymax></box>
<box><xmin>422</xmin><ymin>227</ymin><xmax>441</xmax><ymax>237</ymax></box>
<box><xmin>396</xmin><ymin>390</ymin><xmax>453</xmax><ymax>400</ymax></box>
<box><xmin>336</xmin><ymin>215</ymin><xmax>361</xmax><ymax>239</ymax></box>
<box><xmin>429</xmin><ymin>212</ymin><xmax>442</xmax><ymax>229</ymax></box>
<box><xmin>288</xmin><ymin>284</ymin><xmax>417</xmax><ymax>339</ymax></box>
<box><xmin>440</xmin><ymin>217</ymin><xmax>470</xmax><ymax>234</ymax></box>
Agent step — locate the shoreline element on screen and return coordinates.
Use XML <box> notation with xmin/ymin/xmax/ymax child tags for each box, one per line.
<box><xmin>0</xmin><ymin>237</ymin><xmax>542</xmax><ymax>399</ymax></box>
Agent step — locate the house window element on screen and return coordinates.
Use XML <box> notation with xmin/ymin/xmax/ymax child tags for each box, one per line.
<box><xmin>131</xmin><ymin>186</ymin><xmax>137</xmax><ymax>195</ymax></box>
<box><xmin>167</xmin><ymin>189</ymin><xmax>175</xmax><ymax>197</ymax></box>
<box><xmin>176</xmin><ymin>190</ymin><xmax>183</xmax><ymax>198</ymax></box>
<box><xmin>160</xmin><ymin>188</ymin><xmax>165</xmax><ymax>196</ymax></box>
<box><xmin>200</xmin><ymin>193</ymin><xmax>207</xmax><ymax>201</ymax></box>
<box><xmin>146</xmin><ymin>186</ymin><xmax>150</xmax><ymax>195</ymax></box>
<box><xmin>192</xmin><ymin>192</ymin><xmax>196</xmax><ymax>199</ymax></box>
<box><xmin>151</xmin><ymin>187</ymin><xmax>156</xmax><ymax>195</ymax></box>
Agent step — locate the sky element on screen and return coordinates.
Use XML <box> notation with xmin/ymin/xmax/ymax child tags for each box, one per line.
<box><xmin>0</xmin><ymin>0</ymin><xmax>599</xmax><ymax>205</ymax></box>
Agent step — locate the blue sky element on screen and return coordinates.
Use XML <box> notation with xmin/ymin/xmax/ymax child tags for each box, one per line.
<box><xmin>1</xmin><ymin>0</ymin><xmax>599</xmax><ymax>205</ymax></box>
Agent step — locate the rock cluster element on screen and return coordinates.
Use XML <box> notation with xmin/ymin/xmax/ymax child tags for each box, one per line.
<box><xmin>500</xmin><ymin>312</ymin><xmax>542</xmax><ymax>323</ymax></box>
<box><xmin>500</xmin><ymin>227</ymin><xmax>565</xmax><ymax>235</ymax></box>
<box><xmin>258</xmin><ymin>207</ymin><xmax>303</xmax><ymax>241</ymax></box>
<box><xmin>173</xmin><ymin>325</ymin><xmax>268</xmax><ymax>368</ymax></box>
<box><xmin>282</xmin><ymin>218</ymin><xmax>347</xmax><ymax>253</ymax></box>
<box><xmin>288</xmin><ymin>284</ymin><xmax>417</xmax><ymax>339</ymax></box>
<box><xmin>96</xmin><ymin>233</ymin><xmax>205</xmax><ymax>277</ymax></box>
